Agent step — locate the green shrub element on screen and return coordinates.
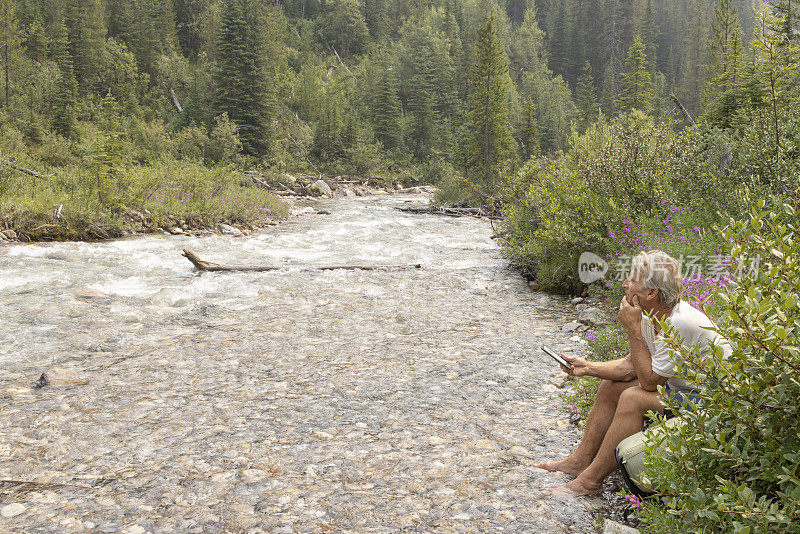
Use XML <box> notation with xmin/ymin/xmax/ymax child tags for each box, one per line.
<box><xmin>640</xmin><ymin>197</ymin><xmax>800</xmax><ymax>533</ymax></box>
<box><xmin>205</xmin><ymin>113</ymin><xmax>242</xmax><ymax>165</ymax></box>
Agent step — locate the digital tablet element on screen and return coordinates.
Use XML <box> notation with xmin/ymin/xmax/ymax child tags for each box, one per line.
<box><xmin>541</xmin><ymin>345</ymin><xmax>573</xmax><ymax>370</ymax></box>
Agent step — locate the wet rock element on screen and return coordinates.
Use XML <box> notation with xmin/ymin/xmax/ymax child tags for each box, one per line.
<box><xmin>316</xmin><ymin>210</ymin><xmax>332</xmax><ymax>215</ymax></box>
<box><xmin>2</xmin><ymin>229</ymin><xmax>17</xmax><ymax>240</ymax></box>
<box><xmin>35</xmin><ymin>367</ymin><xmax>87</xmax><ymax>388</ymax></box>
<box><xmin>578</xmin><ymin>307</ymin><xmax>609</xmax><ymax>327</ymax></box>
<box><xmin>1</xmin><ymin>503</ymin><xmax>26</xmax><ymax>518</ymax></box>
<box><xmin>604</xmin><ymin>519</ymin><xmax>640</xmax><ymax>534</ymax></box>
<box><xmin>562</xmin><ymin>322</ymin><xmax>582</xmax><ymax>332</ymax></box>
<box><xmin>219</xmin><ymin>224</ymin><xmax>244</xmax><ymax>237</ymax></box>
<box><xmin>340</xmin><ymin>188</ymin><xmax>356</xmax><ymax>197</ymax></box>
<box><xmin>74</xmin><ymin>288</ymin><xmax>112</xmax><ymax>303</ymax></box>
<box><xmin>504</xmin><ymin>446</ymin><xmax>532</xmax><ymax>459</ymax></box>
<box><xmin>169</xmin><ymin>227</ymin><xmax>185</xmax><ymax>235</ymax></box>
<box><xmin>310</xmin><ymin>180</ymin><xmax>332</xmax><ymax>197</ymax></box>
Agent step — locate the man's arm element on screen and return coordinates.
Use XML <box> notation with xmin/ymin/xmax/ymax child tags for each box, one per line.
<box><xmin>561</xmin><ymin>353</ymin><xmax>638</xmax><ymax>381</ymax></box>
<box><xmin>619</xmin><ymin>296</ymin><xmax>668</xmax><ymax>391</ymax></box>
<box><xmin>627</xmin><ymin>330</ymin><xmax>668</xmax><ymax>391</ymax></box>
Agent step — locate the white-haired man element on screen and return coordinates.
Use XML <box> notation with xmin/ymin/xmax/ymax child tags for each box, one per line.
<box><xmin>536</xmin><ymin>250</ymin><xmax>730</xmax><ymax>496</ymax></box>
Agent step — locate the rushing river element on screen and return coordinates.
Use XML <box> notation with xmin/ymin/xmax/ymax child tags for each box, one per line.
<box><xmin>0</xmin><ymin>195</ymin><xmax>597</xmax><ymax>532</ymax></box>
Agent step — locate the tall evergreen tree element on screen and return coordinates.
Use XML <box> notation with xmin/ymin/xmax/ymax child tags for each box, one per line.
<box><xmin>618</xmin><ymin>36</ymin><xmax>653</xmax><ymax>113</ymax></box>
<box><xmin>213</xmin><ymin>0</ymin><xmax>275</xmax><ymax>157</ymax></box>
<box><xmin>770</xmin><ymin>0</ymin><xmax>800</xmax><ymax>42</ymax></box>
<box><xmin>520</xmin><ymin>96</ymin><xmax>539</xmax><ymax>160</ymax></box>
<box><xmin>52</xmin><ymin>19</ymin><xmax>77</xmax><ymax>136</ymax></box>
<box><xmin>466</xmin><ymin>13</ymin><xmax>517</xmax><ymax>192</ymax></box>
<box><xmin>91</xmin><ymin>91</ymin><xmax>128</xmax><ymax>203</ymax></box>
<box><xmin>373</xmin><ymin>64</ymin><xmax>402</xmax><ymax>150</ymax></box>
<box><xmin>65</xmin><ymin>0</ymin><xmax>106</xmax><ymax>92</ymax></box>
<box><xmin>704</xmin><ymin>0</ymin><xmax>744</xmax><ymax>113</ymax></box>
<box><xmin>575</xmin><ymin>61</ymin><xmax>599</xmax><ymax>131</ymax></box>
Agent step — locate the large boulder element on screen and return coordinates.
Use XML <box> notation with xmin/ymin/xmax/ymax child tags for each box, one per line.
<box><xmin>578</xmin><ymin>306</ymin><xmax>610</xmax><ymax>327</ymax></box>
<box><xmin>219</xmin><ymin>224</ymin><xmax>244</xmax><ymax>237</ymax></box>
<box><xmin>310</xmin><ymin>180</ymin><xmax>333</xmax><ymax>197</ymax></box>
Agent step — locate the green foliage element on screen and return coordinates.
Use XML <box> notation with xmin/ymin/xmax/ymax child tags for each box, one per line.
<box><xmin>51</xmin><ymin>19</ymin><xmax>78</xmax><ymax>137</ymax></box>
<box><xmin>574</xmin><ymin>62</ymin><xmax>598</xmax><ymax>133</ymax></box>
<box><xmin>500</xmin><ymin>112</ymin><xmax>732</xmax><ymax>293</ymax></box>
<box><xmin>213</xmin><ymin>0</ymin><xmax>275</xmax><ymax>157</ymax></box>
<box><xmin>205</xmin><ymin>112</ymin><xmax>242</xmax><ymax>164</ymax></box>
<box><xmin>641</xmin><ymin>197</ymin><xmax>800</xmax><ymax>533</ymax></box>
<box><xmin>315</xmin><ymin>0</ymin><xmax>369</xmax><ymax>57</ymax></box>
<box><xmin>618</xmin><ymin>36</ymin><xmax>653</xmax><ymax>114</ymax></box>
<box><xmin>465</xmin><ymin>13</ymin><xmax>517</xmax><ymax>195</ymax></box>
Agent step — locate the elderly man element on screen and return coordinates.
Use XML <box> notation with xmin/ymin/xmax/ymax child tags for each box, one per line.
<box><xmin>536</xmin><ymin>250</ymin><xmax>729</xmax><ymax>496</ymax></box>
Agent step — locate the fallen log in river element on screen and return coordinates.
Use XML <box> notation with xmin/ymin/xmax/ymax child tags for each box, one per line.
<box><xmin>182</xmin><ymin>249</ymin><xmax>421</xmax><ymax>272</ymax></box>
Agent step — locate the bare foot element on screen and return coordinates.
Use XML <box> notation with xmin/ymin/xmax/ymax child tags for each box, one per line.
<box><xmin>533</xmin><ymin>458</ymin><xmax>587</xmax><ymax>476</ymax></box>
<box><xmin>543</xmin><ymin>478</ymin><xmax>602</xmax><ymax>497</ymax></box>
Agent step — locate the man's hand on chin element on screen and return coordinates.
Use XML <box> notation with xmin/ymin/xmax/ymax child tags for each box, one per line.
<box><xmin>618</xmin><ymin>295</ymin><xmax>643</xmax><ymax>333</ymax></box>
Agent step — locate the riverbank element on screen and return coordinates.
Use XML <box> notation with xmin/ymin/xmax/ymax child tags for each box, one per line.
<box><xmin>0</xmin><ymin>166</ymin><xmax>435</xmax><ymax>243</ymax></box>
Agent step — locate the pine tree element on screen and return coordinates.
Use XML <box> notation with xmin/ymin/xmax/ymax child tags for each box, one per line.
<box><xmin>52</xmin><ymin>19</ymin><xmax>77</xmax><ymax>137</ymax></box>
<box><xmin>703</xmin><ymin>0</ymin><xmax>743</xmax><ymax>114</ymax></box>
<box><xmin>91</xmin><ymin>91</ymin><xmax>128</xmax><ymax>204</ymax></box>
<box><xmin>770</xmin><ymin>0</ymin><xmax>800</xmax><ymax>42</ymax></box>
<box><xmin>520</xmin><ymin>96</ymin><xmax>539</xmax><ymax>160</ymax></box>
<box><xmin>546</xmin><ymin>0</ymin><xmax>569</xmax><ymax>76</ymax></box>
<box><xmin>575</xmin><ymin>61</ymin><xmax>599</xmax><ymax>131</ymax></box>
<box><xmin>466</xmin><ymin>13</ymin><xmax>517</xmax><ymax>192</ymax></box>
<box><xmin>618</xmin><ymin>36</ymin><xmax>653</xmax><ymax>113</ymax></box>
<box><xmin>373</xmin><ymin>64</ymin><xmax>402</xmax><ymax>150</ymax></box>
<box><xmin>213</xmin><ymin>0</ymin><xmax>275</xmax><ymax>157</ymax></box>
<box><xmin>678</xmin><ymin>0</ymin><xmax>710</xmax><ymax>115</ymax></box>
<box><xmin>65</xmin><ymin>0</ymin><xmax>106</xmax><ymax>92</ymax></box>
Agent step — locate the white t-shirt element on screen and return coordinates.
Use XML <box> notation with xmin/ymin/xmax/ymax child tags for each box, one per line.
<box><xmin>640</xmin><ymin>300</ymin><xmax>731</xmax><ymax>392</ymax></box>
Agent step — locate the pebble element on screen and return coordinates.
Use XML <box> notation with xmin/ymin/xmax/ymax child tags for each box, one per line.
<box><xmin>1</xmin><ymin>504</ymin><xmax>26</xmax><ymax>518</ymax></box>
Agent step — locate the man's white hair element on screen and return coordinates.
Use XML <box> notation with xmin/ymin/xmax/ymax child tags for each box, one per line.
<box><xmin>630</xmin><ymin>250</ymin><xmax>683</xmax><ymax>308</ymax></box>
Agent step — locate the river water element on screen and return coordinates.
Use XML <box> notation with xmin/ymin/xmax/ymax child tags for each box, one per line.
<box><xmin>0</xmin><ymin>195</ymin><xmax>597</xmax><ymax>532</ymax></box>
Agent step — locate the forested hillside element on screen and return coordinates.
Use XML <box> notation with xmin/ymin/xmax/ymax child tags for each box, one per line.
<box><xmin>1</xmin><ymin>0</ymin><xmax>790</xmax><ymax>186</ymax></box>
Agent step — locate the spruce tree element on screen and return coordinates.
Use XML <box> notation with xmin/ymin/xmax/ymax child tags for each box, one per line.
<box><xmin>466</xmin><ymin>13</ymin><xmax>517</xmax><ymax>192</ymax></box>
<box><xmin>618</xmin><ymin>36</ymin><xmax>653</xmax><ymax>113</ymax></box>
<box><xmin>373</xmin><ymin>64</ymin><xmax>402</xmax><ymax>150</ymax></box>
<box><xmin>52</xmin><ymin>19</ymin><xmax>77</xmax><ymax>137</ymax></box>
<box><xmin>770</xmin><ymin>0</ymin><xmax>800</xmax><ymax>42</ymax></box>
<box><xmin>213</xmin><ymin>0</ymin><xmax>275</xmax><ymax>157</ymax></box>
<box><xmin>703</xmin><ymin>0</ymin><xmax>743</xmax><ymax>115</ymax></box>
<box><xmin>520</xmin><ymin>96</ymin><xmax>539</xmax><ymax>161</ymax></box>
<box><xmin>65</xmin><ymin>0</ymin><xmax>106</xmax><ymax>92</ymax></box>
<box><xmin>91</xmin><ymin>91</ymin><xmax>127</xmax><ymax>204</ymax></box>
<box><xmin>575</xmin><ymin>61</ymin><xmax>599</xmax><ymax>131</ymax></box>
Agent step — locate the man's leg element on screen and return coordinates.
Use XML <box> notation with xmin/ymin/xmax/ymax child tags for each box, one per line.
<box><xmin>535</xmin><ymin>378</ymin><xmax>638</xmax><ymax>476</ymax></box>
<box><xmin>548</xmin><ymin>386</ymin><xmax>665</xmax><ymax>496</ymax></box>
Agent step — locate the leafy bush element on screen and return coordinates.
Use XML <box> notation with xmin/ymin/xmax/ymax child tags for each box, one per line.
<box><xmin>205</xmin><ymin>113</ymin><xmax>243</xmax><ymax>165</ymax></box>
<box><xmin>500</xmin><ymin>112</ymin><xmax>735</xmax><ymax>293</ymax></box>
<box><xmin>640</xmin><ymin>197</ymin><xmax>800</xmax><ymax>533</ymax></box>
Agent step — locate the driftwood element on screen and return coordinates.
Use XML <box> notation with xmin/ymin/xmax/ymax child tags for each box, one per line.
<box><xmin>670</xmin><ymin>93</ymin><xmax>695</xmax><ymax>126</ymax></box>
<box><xmin>182</xmin><ymin>249</ymin><xmax>421</xmax><ymax>272</ymax></box>
<box><xmin>398</xmin><ymin>204</ymin><xmax>484</xmax><ymax>217</ymax></box>
<box><xmin>1</xmin><ymin>159</ymin><xmax>52</xmax><ymax>179</ymax></box>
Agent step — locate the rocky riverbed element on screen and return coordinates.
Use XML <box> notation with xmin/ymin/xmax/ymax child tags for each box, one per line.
<box><xmin>0</xmin><ymin>194</ymin><xmax>599</xmax><ymax>533</ymax></box>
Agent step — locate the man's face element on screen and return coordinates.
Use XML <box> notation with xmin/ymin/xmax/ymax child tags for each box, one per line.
<box><xmin>622</xmin><ymin>273</ymin><xmax>654</xmax><ymax>309</ymax></box>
